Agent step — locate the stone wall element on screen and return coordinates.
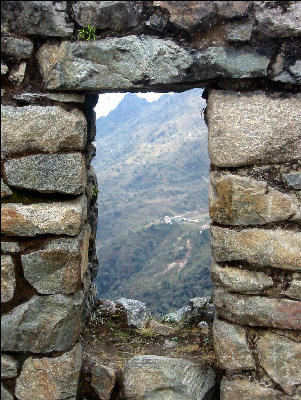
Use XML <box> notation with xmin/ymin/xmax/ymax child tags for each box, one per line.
<box><xmin>1</xmin><ymin>1</ymin><xmax>300</xmax><ymax>399</ymax></box>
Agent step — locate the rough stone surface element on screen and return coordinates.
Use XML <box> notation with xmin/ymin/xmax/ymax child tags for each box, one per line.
<box><xmin>1</xmin><ymin>255</ymin><xmax>16</xmax><ymax>303</ymax></box>
<box><xmin>37</xmin><ymin>36</ymin><xmax>193</xmax><ymax>91</ymax></box>
<box><xmin>21</xmin><ymin>224</ymin><xmax>90</xmax><ymax>294</ymax></box>
<box><xmin>90</xmin><ymin>364</ymin><xmax>116</xmax><ymax>400</ymax></box>
<box><xmin>72</xmin><ymin>1</ymin><xmax>142</xmax><ymax>30</ymax></box>
<box><xmin>189</xmin><ymin>297</ymin><xmax>215</xmax><ymax>322</ymax></box>
<box><xmin>1</xmin><ymin>36</ymin><xmax>33</xmax><ymax>59</ymax></box>
<box><xmin>211</xmin><ymin>262</ymin><xmax>273</xmax><ymax>294</ymax></box>
<box><xmin>220</xmin><ymin>376</ymin><xmax>286</xmax><ymax>400</ymax></box>
<box><xmin>13</xmin><ymin>92</ymin><xmax>85</xmax><ymax>103</ymax></box>
<box><xmin>1</xmin><ymin>383</ymin><xmax>13</xmax><ymax>400</ymax></box>
<box><xmin>213</xmin><ymin>287</ymin><xmax>301</xmax><ymax>330</ymax></box>
<box><xmin>225</xmin><ymin>21</ymin><xmax>253</xmax><ymax>42</ymax></box>
<box><xmin>1</xmin><ymin>179</ymin><xmax>12</xmax><ymax>198</ymax></box>
<box><xmin>255</xmin><ymin>1</ymin><xmax>301</xmax><ymax>38</ymax></box>
<box><xmin>285</xmin><ymin>278</ymin><xmax>301</xmax><ymax>301</ymax></box>
<box><xmin>1</xmin><ymin>292</ymin><xmax>84</xmax><ymax>353</ymax></box>
<box><xmin>283</xmin><ymin>172</ymin><xmax>301</xmax><ymax>190</ymax></box>
<box><xmin>207</xmin><ymin>90</ymin><xmax>301</xmax><ymax>167</ymax></box>
<box><xmin>15</xmin><ymin>343</ymin><xmax>82</xmax><ymax>400</ymax></box>
<box><xmin>289</xmin><ymin>59</ymin><xmax>301</xmax><ymax>84</ymax></box>
<box><xmin>1</xmin><ymin>195</ymin><xmax>87</xmax><ymax>237</ymax></box>
<box><xmin>209</xmin><ymin>172</ymin><xmax>301</xmax><ymax>225</ymax></box>
<box><xmin>8</xmin><ymin>62</ymin><xmax>26</xmax><ymax>85</ymax></box>
<box><xmin>1</xmin><ymin>1</ymin><xmax>74</xmax><ymax>37</ymax></box>
<box><xmin>257</xmin><ymin>332</ymin><xmax>301</xmax><ymax>395</ymax></box>
<box><xmin>148</xmin><ymin>319</ymin><xmax>176</xmax><ymax>336</ymax></box>
<box><xmin>122</xmin><ymin>355</ymin><xmax>216</xmax><ymax>400</ymax></box>
<box><xmin>1</xmin><ymin>241</ymin><xmax>20</xmax><ymax>254</ymax></box>
<box><xmin>211</xmin><ymin>226</ymin><xmax>301</xmax><ymax>271</ymax></box>
<box><xmin>164</xmin><ymin>306</ymin><xmax>191</xmax><ymax>323</ymax></box>
<box><xmin>1</xmin><ymin>105</ymin><xmax>87</xmax><ymax>156</ymax></box>
<box><xmin>213</xmin><ymin>317</ymin><xmax>255</xmax><ymax>371</ymax></box>
<box><xmin>4</xmin><ymin>153</ymin><xmax>87</xmax><ymax>195</ymax></box>
<box><xmin>116</xmin><ymin>298</ymin><xmax>147</xmax><ymax>328</ymax></box>
<box><xmin>1</xmin><ymin>354</ymin><xmax>18</xmax><ymax>378</ymax></box>
<box><xmin>1</xmin><ymin>62</ymin><xmax>8</xmax><ymax>75</ymax></box>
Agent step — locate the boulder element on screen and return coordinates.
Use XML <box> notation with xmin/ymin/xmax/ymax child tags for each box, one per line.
<box><xmin>284</xmin><ymin>276</ymin><xmax>301</xmax><ymax>300</ymax></box>
<box><xmin>90</xmin><ymin>364</ymin><xmax>116</xmax><ymax>400</ymax></box>
<box><xmin>164</xmin><ymin>305</ymin><xmax>191</xmax><ymax>323</ymax></box>
<box><xmin>189</xmin><ymin>297</ymin><xmax>215</xmax><ymax>322</ymax></box>
<box><xmin>116</xmin><ymin>298</ymin><xmax>147</xmax><ymax>328</ymax></box>
<box><xmin>1</xmin><ymin>255</ymin><xmax>16</xmax><ymax>303</ymax></box>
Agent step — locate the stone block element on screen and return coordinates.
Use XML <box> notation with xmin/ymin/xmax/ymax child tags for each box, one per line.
<box><xmin>283</xmin><ymin>172</ymin><xmax>301</xmax><ymax>190</ymax></box>
<box><xmin>1</xmin><ymin>195</ymin><xmax>87</xmax><ymax>237</ymax></box>
<box><xmin>213</xmin><ymin>317</ymin><xmax>255</xmax><ymax>371</ymax></box>
<box><xmin>8</xmin><ymin>62</ymin><xmax>26</xmax><ymax>85</ymax></box>
<box><xmin>257</xmin><ymin>332</ymin><xmax>301</xmax><ymax>395</ymax></box>
<box><xmin>37</xmin><ymin>36</ymin><xmax>193</xmax><ymax>91</ymax></box>
<box><xmin>284</xmin><ymin>277</ymin><xmax>301</xmax><ymax>301</ymax></box>
<box><xmin>4</xmin><ymin>153</ymin><xmax>87</xmax><ymax>195</ymax></box>
<box><xmin>1</xmin><ymin>384</ymin><xmax>13</xmax><ymax>400</ymax></box>
<box><xmin>1</xmin><ymin>1</ymin><xmax>74</xmax><ymax>37</ymax></box>
<box><xmin>225</xmin><ymin>21</ymin><xmax>253</xmax><ymax>42</ymax></box>
<box><xmin>1</xmin><ymin>242</ymin><xmax>20</xmax><ymax>254</ymax></box>
<box><xmin>211</xmin><ymin>226</ymin><xmax>301</xmax><ymax>271</ymax></box>
<box><xmin>1</xmin><ymin>37</ymin><xmax>33</xmax><ymax>59</ymax></box>
<box><xmin>21</xmin><ymin>224</ymin><xmax>90</xmax><ymax>294</ymax></box>
<box><xmin>1</xmin><ymin>292</ymin><xmax>84</xmax><ymax>353</ymax></box>
<box><xmin>213</xmin><ymin>287</ymin><xmax>301</xmax><ymax>330</ymax></box>
<box><xmin>209</xmin><ymin>171</ymin><xmax>301</xmax><ymax>225</ymax></box>
<box><xmin>207</xmin><ymin>90</ymin><xmax>301</xmax><ymax>167</ymax></box>
<box><xmin>211</xmin><ymin>262</ymin><xmax>273</xmax><ymax>294</ymax></box>
<box><xmin>90</xmin><ymin>364</ymin><xmax>116</xmax><ymax>400</ymax></box>
<box><xmin>1</xmin><ymin>62</ymin><xmax>8</xmax><ymax>75</ymax></box>
<box><xmin>1</xmin><ymin>106</ymin><xmax>87</xmax><ymax>156</ymax></box>
<box><xmin>72</xmin><ymin>1</ymin><xmax>142</xmax><ymax>30</ymax></box>
<box><xmin>15</xmin><ymin>344</ymin><xmax>82</xmax><ymax>400</ymax></box>
<box><xmin>1</xmin><ymin>255</ymin><xmax>16</xmax><ymax>303</ymax></box>
<box><xmin>1</xmin><ymin>179</ymin><xmax>12</xmax><ymax>198</ymax></box>
<box><xmin>1</xmin><ymin>354</ymin><xmax>18</xmax><ymax>379</ymax></box>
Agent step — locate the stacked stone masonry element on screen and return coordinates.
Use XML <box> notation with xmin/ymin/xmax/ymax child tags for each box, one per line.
<box><xmin>1</xmin><ymin>1</ymin><xmax>300</xmax><ymax>399</ymax></box>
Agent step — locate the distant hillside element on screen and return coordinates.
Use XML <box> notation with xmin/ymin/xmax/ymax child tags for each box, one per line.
<box><xmin>93</xmin><ymin>89</ymin><xmax>212</xmax><ymax>315</ymax></box>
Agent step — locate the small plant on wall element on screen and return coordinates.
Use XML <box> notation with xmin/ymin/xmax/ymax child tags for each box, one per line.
<box><xmin>78</xmin><ymin>25</ymin><xmax>96</xmax><ymax>41</ymax></box>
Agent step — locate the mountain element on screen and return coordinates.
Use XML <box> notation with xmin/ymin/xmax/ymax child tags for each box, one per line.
<box><xmin>92</xmin><ymin>89</ymin><xmax>212</xmax><ymax>315</ymax></box>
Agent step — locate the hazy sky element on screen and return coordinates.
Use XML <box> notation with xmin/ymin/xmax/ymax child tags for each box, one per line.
<box><xmin>94</xmin><ymin>92</ymin><xmax>173</xmax><ymax>118</ymax></box>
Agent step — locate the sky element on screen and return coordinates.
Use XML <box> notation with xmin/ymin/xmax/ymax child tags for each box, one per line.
<box><xmin>94</xmin><ymin>92</ymin><xmax>173</xmax><ymax>118</ymax></box>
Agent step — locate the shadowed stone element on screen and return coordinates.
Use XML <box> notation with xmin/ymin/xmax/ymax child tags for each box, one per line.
<box><xmin>15</xmin><ymin>343</ymin><xmax>82</xmax><ymax>400</ymax></box>
<box><xmin>21</xmin><ymin>224</ymin><xmax>91</xmax><ymax>294</ymax></box>
<box><xmin>1</xmin><ymin>383</ymin><xmax>13</xmax><ymax>400</ymax></box>
<box><xmin>211</xmin><ymin>262</ymin><xmax>273</xmax><ymax>294</ymax></box>
<box><xmin>1</xmin><ymin>255</ymin><xmax>16</xmax><ymax>303</ymax></box>
<box><xmin>1</xmin><ymin>195</ymin><xmax>87</xmax><ymax>237</ymax></box>
<box><xmin>225</xmin><ymin>21</ymin><xmax>253</xmax><ymax>42</ymax></box>
<box><xmin>1</xmin><ymin>241</ymin><xmax>20</xmax><ymax>254</ymax></box>
<box><xmin>213</xmin><ymin>317</ymin><xmax>255</xmax><ymax>371</ymax></box>
<box><xmin>4</xmin><ymin>153</ymin><xmax>87</xmax><ymax>195</ymax></box>
<box><xmin>207</xmin><ymin>90</ymin><xmax>301</xmax><ymax>167</ymax></box>
<box><xmin>1</xmin><ymin>36</ymin><xmax>33</xmax><ymax>59</ymax></box>
<box><xmin>122</xmin><ymin>355</ymin><xmax>216</xmax><ymax>400</ymax></box>
<box><xmin>257</xmin><ymin>332</ymin><xmax>301</xmax><ymax>395</ymax></box>
<box><xmin>1</xmin><ymin>354</ymin><xmax>18</xmax><ymax>378</ymax></box>
<box><xmin>1</xmin><ymin>106</ymin><xmax>87</xmax><ymax>156</ymax></box>
<box><xmin>283</xmin><ymin>172</ymin><xmax>301</xmax><ymax>190</ymax></box>
<box><xmin>1</xmin><ymin>179</ymin><xmax>12</xmax><ymax>198</ymax></box>
<box><xmin>1</xmin><ymin>292</ymin><xmax>84</xmax><ymax>353</ymax></box>
<box><xmin>210</xmin><ymin>172</ymin><xmax>301</xmax><ymax>225</ymax></box>
<box><xmin>1</xmin><ymin>62</ymin><xmax>8</xmax><ymax>75</ymax></box>
<box><xmin>90</xmin><ymin>364</ymin><xmax>116</xmax><ymax>400</ymax></box>
<box><xmin>13</xmin><ymin>92</ymin><xmax>85</xmax><ymax>103</ymax></box>
<box><xmin>211</xmin><ymin>226</ymin><xmax>301</xmax><ymax>271</ymax></box>
<box><xmin>213</xmin><ymin>287</ymin><xmax>301</xmax><ymax>330</ymax></box>
<box><xmin>284</xmin><ymin>276</ymin><xmax>301</xmax><ymax>301</ymax></box>
<box><xmin>8</xmin><ymin>62</ymin><xmax>26</xmax><ymax>85</ymax></box>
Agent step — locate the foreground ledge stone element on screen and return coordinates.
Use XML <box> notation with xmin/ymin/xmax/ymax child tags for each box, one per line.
<box><xmin>21</xmin><ymin>224</ymin><xmax>90</xmax><ymax>294</ymax></box>
<box><xmin>211</xmin><ymin>226</ymin><xmax>301</xmax><ymax>271</ymax></box>
<box><xmin>1</xmin><ymin>255</ymin><xmax>16</xmax><ymax>303</ymax></box>
<box><xmin>4</xmin><ymin>153</ymin><xmax>87</xmax><ymax>195</ymax></box>
<box><xmin>207</xmin><ymin>90</ymin><xmax>301</xmax><ymax>167</ymax></box>
<box><xmin>213</xmin><ymin>317</ymin><xmax>255</xmax><ymax>371</ymax></box>
<box><xmin>213</xmin><ymin>287</ymin><xmax>301</xmax><ymax>330</ymax></box>
<box><xmin>1</xmin><ymin>195</ymin><xmax>87</xmax><ymax>237</ymax></box>
<box><xmin>1</xmin><ymin>292</ymin><xmax>84</xmax><ymax>353</ymax></box>
<box><xmin>209</xmin><ymin>172</ymin><xmax>301</xmax><ymax>225</ymax></box>
<box><xmin>15</xmin><ymin>343</ymin><xmax>82</xmax><ymax>400</ymax></box>
<box><xmin>1</xmin><ymin>106</ymin><xmax>87</xmax><ymax>156</ymax></box>
<box><xmin>257</xmin><ymin>332</ymin><xmax>301</xmax><ymax>395</ymax></box>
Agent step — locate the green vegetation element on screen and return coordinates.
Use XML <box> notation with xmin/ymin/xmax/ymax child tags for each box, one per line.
<box><xmin>78</xmin><ymin>25</ymin><xmax>96</xmax><ymax>40</ymax></box>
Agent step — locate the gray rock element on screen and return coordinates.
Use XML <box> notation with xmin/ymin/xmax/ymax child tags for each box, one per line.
<box><xmin>21</xmin><ymin>224</ymin><xmax>90</xmax><ymax>294</ymax></box>
<box><xmin>211</xmin><ymin>262</ymin><xmax>273</xmax><ymax>294</ymax></box>
<box><xmin>163</xmin><ymin>339</ymin><xmax>178</xmax><ymax>349</ymax></box>
<box><xmin>90</xmin><ymin>364</ymin><xmax>116</xmax><ymax>400</ymax></box>
<box><xmin>122</xmin><ymin>355</ymin><xmax>216</xmax><ymax>400</ymax></box>
<box><xmin>37</xmin><ymin>36</ymin><xmax>193</xmax><ymax>90</ymax></box>
<box><xmin>213</xmin><ymin>287</ymin><xmax>301</xmax><ymax>330</ymax></box>
<box><xmin>1</xmin><ymin>89</ymin><xmax>6</xmax><ymax>97</ymax></box>
<box><xmin>13</xmin><ymin>92</ymin><xmax>85</xmax><ymax>103</ymax></box>
<box><xmin>1</xmin><ymin>255</ymin><xmax>16</xmax><ymax>303</ymax></box>
<box><xmin>1</xmin><ymin>179</ymin><xmax>12</xmax><ymax>198</ymax></box>
<box><xmin>1</xmin><ymin>354</ymin><xmax>18</xmax><ymax>378</ymax></box>
<box><xmin>189</xmin><ymin>297</ymin><xmax>215</xmax><ymax>322</ymax></box>
<box><xmin>1</xmin><ymin>37</ymin><xmax>33</xmax><ymax>59</ymax></box>
<box><xmin>1</xmin><ymin>105</ymin><xmax>87</xmax><ymax>156</ymax></box>
<box><xmin>1</xmin><ymin>1</ymin><xmax>74</xmax><ymax>37</ymax></box>
<box><xmin>289</xmin><ymin>59</ymin><xmax>301</xmax><ymax>84</ymax></box>
<box><xmin>207</xmin><ymin>90</ymin><xmax>301</xmax><ymax>167</ymax></box>
<box><xmin>72</xmin><ymin>1</ymin><xmax>142</xmax><ymax>30</ymax></box>
<box><xmin>8</xmin><ymin>62</ymin><xmax>26</xmax><ymax>85</ymax></box>
<box><xmin>15</xmin><ymin>343</ymin><xmax>82</xmax><ymax>400</ymax></box>
<box><xmin>209</xmin><ymin>171</ymin><xmax>301</xmax><ymax>225</ymax></box>
<box><xmin>1</xmin><ymin>292</ymin><xmax>84</xmax><ymax>353</ymax></box>
<box><xmin>255</xmin><ymin>1</ymin><xmax>301</xmax><ymax>38</ymax></box>
<box><xmin>4</xmin><ymin>153</ymin><xmax>87</xmax><ymax>195</ymax></box>
<box><xmin>1</xmin><ymin>241</ymin><xmax>20</xmax><ymax>254</ymax></box>
<box><xmin>164</xmin><ymin>305</ymin><xmax>191</xmax><ymax>323</ymax></box>
<box><xmin>1</xmin><ymin>195</ymin><xmax>87</xmax><ymax>237</ymax></box>
<box><xmin>284</xmin><ymin>278</ymin><xmax>301</xmax><ymax>301</ymax></box>
<box><xmin>283</xmin><ymin>172</ymin><xmax>301</xmax><ymax>190</ymax></box>
<box><xmin>148</xmin><ymin>319</ymin><xmax>176</xmax><ymax>336</ymax></box>
<box><xmin>225</xmin><ymin>21</ymin><xmax>253</xmax><ymax>42</ymax></box>
<box><xmin>1</xmin><ymin>383</ymin><xmax>13</xmax><ymax>400</ymax></box>
<box><xmin>1</xmin><ymin>62</ymin><xmax>8</xmax><ymax>75</ymax></box>
<box><xmin>116</xmin><ymin>298</ymin><xmax>147</xmax><ymax>328</ymax></box>
<box><xmin>213</xmin><ymin>317</ymin><xmax>255</xmax><ymax>371</ymax></box>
